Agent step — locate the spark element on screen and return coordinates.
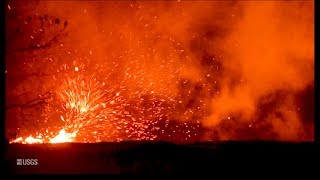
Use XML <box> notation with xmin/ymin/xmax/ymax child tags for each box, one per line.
<box><xmin>9</xmin><ymin>28</ymin><xmax>204</xmax><ymax>143</ymax></box>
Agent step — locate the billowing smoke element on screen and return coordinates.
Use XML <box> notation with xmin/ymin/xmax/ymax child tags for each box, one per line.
<box><xmin>6</xmin><ymin>1</ymin><xmax>314</xmax><ymax>142</ymax></box>
<box><xmin>204</xmin><ymin>1</ymin><xmax>314</xmax><ymax>141</ymax></box>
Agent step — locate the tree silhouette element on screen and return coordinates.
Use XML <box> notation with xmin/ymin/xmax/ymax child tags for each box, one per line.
<box><xmin>6</xmin><ymin>3</ymin><xmax>69</xmax><ymax>138</ymax></box>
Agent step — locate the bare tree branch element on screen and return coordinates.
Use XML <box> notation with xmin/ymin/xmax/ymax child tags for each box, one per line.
<box><xmin>13</xmin><ymin>14</ymin><xmax>68</xmax><ymax>52</ymax></box>
<box><xmin>6</xmin><ymin>92</ymin><xmax>53</xmax><ymax>110</ymax></box>
<box><xmin>17</xmin><ymin>30</ymin><xmax>67</xmax><ymax>52</ymax></box>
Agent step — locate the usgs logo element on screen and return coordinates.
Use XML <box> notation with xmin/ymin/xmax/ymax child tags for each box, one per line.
<box><xmin>17</xmin><ymin>159</ymin><xmax>38</xmax><ymax>166</ymax></box>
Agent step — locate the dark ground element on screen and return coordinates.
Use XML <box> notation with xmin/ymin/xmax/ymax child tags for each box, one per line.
<box><xmin>5</xmin><ymin>141</ymin><xmax>318</xmax><ymax>174</ymax></box>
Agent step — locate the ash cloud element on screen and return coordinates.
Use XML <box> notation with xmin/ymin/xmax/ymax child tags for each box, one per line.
<box><xmin>147</xmin><ymin>1</ymin><xmax>314</xmax><ymax>141</ymax></box>
<box><xmin>203</xmin><ymin>1</ymin><xmax>314</xmax><ymax>141</ymax></box>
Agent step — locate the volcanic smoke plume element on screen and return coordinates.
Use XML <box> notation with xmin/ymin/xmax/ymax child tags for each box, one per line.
<box><xmin>5</xmin><ymin>1</ymin><xmax>314</xmax><ymax>143</ymax></box>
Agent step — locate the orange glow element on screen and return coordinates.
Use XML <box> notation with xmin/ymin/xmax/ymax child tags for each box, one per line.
<box><xmin>24</xmin><ymin>136</ymin><xmax>43</xmax><ymax>144</ymax></box>
<box><xmin>10</xmin><ymin>128</ymin><xmax>76</xmax><ymax>144</ymax></box>
<box><xmin>50</xmin><ymin>129</ymin><xmax>77</xmax><ymax>143</ymax></box>
<box><xmin>5</xmin><ymin>1</ymin><xmax>314</xmax><ymax>143</ymax></box>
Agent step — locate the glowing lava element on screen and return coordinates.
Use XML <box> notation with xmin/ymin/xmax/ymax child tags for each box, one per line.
<box><xmin>25</xmin><ymin>136</ymin><xmax>44</xmax><ymax>144</ymax></box>
<box><xmin>50</xmin><ymin>129</ymin><xmax>77</xmax><ymax>143</ymax></box>
<box><xmin>10</xmin><ymin>129</ymin><xmax>77</xmax><ymax>144</ymax></box>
